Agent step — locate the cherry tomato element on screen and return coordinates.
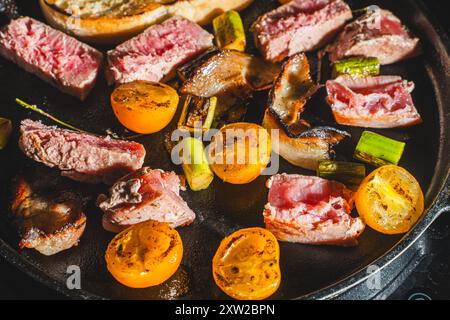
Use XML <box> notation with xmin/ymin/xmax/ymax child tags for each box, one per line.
<box><xmin>212</xmin><ymin>227</ymin><xmax>281</xmax><ymax>300</ymax></box>
<box><xmin>111</xmin><ymin>81</ymin><xmax>179</xmax><ymax>134</ymax></box>
<box><xmin>355</xmin><ymin>165</ymin><xmax>424</xmax><ymax>234</ymax></box>
<box><xmin>105</xmin><ymin>220</ymin><xmax>183</xmax><ymax>288</ymax></box>
<box><xmin>208</xmin><ymin>123</ymin><xmax>271</xmax><ymax>184</ymax></box>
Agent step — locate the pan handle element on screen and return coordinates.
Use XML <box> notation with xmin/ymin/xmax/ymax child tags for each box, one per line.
<box><xmin>430</xmin><ymin>173</ymin><xmax>450</xmax><ymax>222</ymax></box>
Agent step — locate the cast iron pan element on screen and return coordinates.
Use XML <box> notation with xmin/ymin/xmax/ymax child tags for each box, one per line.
<box><xmin>0</xmin><ymin>0</ymin><xmax>449</xmax><ymax>300</ymax></box>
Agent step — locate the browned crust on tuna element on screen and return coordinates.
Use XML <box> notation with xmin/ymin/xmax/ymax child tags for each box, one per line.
<box><xmin>264</xmin><ymin>215</ymin><xmax>365</xmax><ymax>246</ymax></box>
<box><xmin>331</xmin><ymin>112</ymin><xmax>423</xmax><ymax>129</ymax></box>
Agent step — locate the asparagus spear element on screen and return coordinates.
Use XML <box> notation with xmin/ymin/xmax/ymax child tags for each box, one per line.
<box><xmin>317</xmin><ymin>160</ymin><xmax>366</xmax><ymax>188</ymax></box>
<box><xmin>332</xmin><ymin>57</ymin><xmax>380</xmax><ymax>78</ymax></box>
<box><xmin>354</xmin><ymin>131</ymin><xmax>405</xmax><ymax>166</ymax></box>
<box><xmin>213</xmin><ymin>10</ymin><xmax>246</xmax><ymax>52</ymax></box>
<box><xmin>180</xmin><ymin>137</ymin><xmax>214</xmax><ymax>191</ymax></box>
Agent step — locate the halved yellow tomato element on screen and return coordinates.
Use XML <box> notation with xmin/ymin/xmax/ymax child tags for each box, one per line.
<box><xmin>208</xmin><ymin>123</ymin><xmax>271</xmax><ymax>184</ymax></box>
<box><xmin>212</xmin><ymin>228</ymin><xmax>281</xmax><ymax>300</ymax></box>
<box><xmin>111</xmin><ymin>81</ymin><xmax>179</xmax><ymax>134</ymax></box>
<box><xmin>105</xmin><ymin>220</ymin><xmax>183</xmax><ymax>288</ymax></box>
<box><xmin>355</xmin><ymin>165</ymin><xmax>424</xmax><ymax>235</ymax></box>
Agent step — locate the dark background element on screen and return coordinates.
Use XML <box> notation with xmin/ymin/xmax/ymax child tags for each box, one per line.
<box><xmin>0</xmin><ymin>0</ymin><xmax>449</xmax><ymax>300</ymax></box>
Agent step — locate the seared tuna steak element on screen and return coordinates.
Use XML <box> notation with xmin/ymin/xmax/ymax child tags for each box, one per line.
<box><xmin>326</xmin><ymin>75</ymin><xmax>422</xmax><ymax>128</ymax></box>
<box><xmin>0</xmin><ymin>17</ymin><xmax>103</xmax><ymax>100</ymax></box>
<box><xmin>263</xmin><ymin>174</ymin><xmax>365</xmax><ymax>245</ymax></box>
<box><xmin>97</xmin><ymin>167</ymin><xmax>196</xmax><ymax>231</ymax></box>
<box><xmin>107</xmin><ymin>16</ymin><xmax>213</xmax><ymax>84</ymax></box>
<box><xmin>328</xmin><ymin>8</ymin><xmax>420</xmax><ymax>64</ymax></box>
<box><xmin>252</xmin><ymin>0</ymin><xmax>352</xmax><ymax>62</ymax></box>
<box><xmin>19</xmin><ymin>120</ymin><xmax>146</xmax><ymax>184</ymax></box>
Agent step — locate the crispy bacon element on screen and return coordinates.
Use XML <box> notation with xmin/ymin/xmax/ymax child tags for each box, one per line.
<box><xmin>263</xmin><ymin>174</ymin><xmax>365</xmax><ymax>245</ymax></box>
<box><xmin>326</xmin><ymin>75</ymin><xmax>422</xmax><ymax>128</ymax></box>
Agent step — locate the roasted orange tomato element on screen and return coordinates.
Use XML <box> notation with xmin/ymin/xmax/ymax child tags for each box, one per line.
<box><xmin>208</xmin><ymin>123</ymin><xmax>271</xmax><ymax>184</ymax></box>
<box><xmin>111</xmin><ymin>81</ymin><xmax>179</xmax><ymax>134</ymax></box>
<box><xmin>105</xmin><ymin>220</ymin><xmax>183</xmax><ymax>288</ymax></box>
<box><xmin>355</xmin><ymin>165</ymin><xmax>424</xmax><ymax>235</ymax></box>
<box><xmin>212</xmin><ymin>228</ymin><xmax>281</xmax><ymax>300</ymax></box>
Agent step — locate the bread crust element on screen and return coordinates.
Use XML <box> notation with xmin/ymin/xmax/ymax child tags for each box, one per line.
<box><xmin>39</xmin><ymin>0</ymin><xmax>254</xmax><ymax>44</ymax></box>
<box><xmin>166</xmin><ymin>0</ymin><xmax>254</xmax><ymax>25</ymax></box>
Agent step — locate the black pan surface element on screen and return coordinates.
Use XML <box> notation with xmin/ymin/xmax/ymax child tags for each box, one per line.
<box><xmin>0</xmin><ymin>0</ymin><xmax>449</xmax><ymax>299</ymax></box>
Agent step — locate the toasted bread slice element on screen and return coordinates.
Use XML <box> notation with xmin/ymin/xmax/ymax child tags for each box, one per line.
<box><xmin>39</xmin><ymin>0</ymin><xmax>254</xmax><ymax>44</ymax></box>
